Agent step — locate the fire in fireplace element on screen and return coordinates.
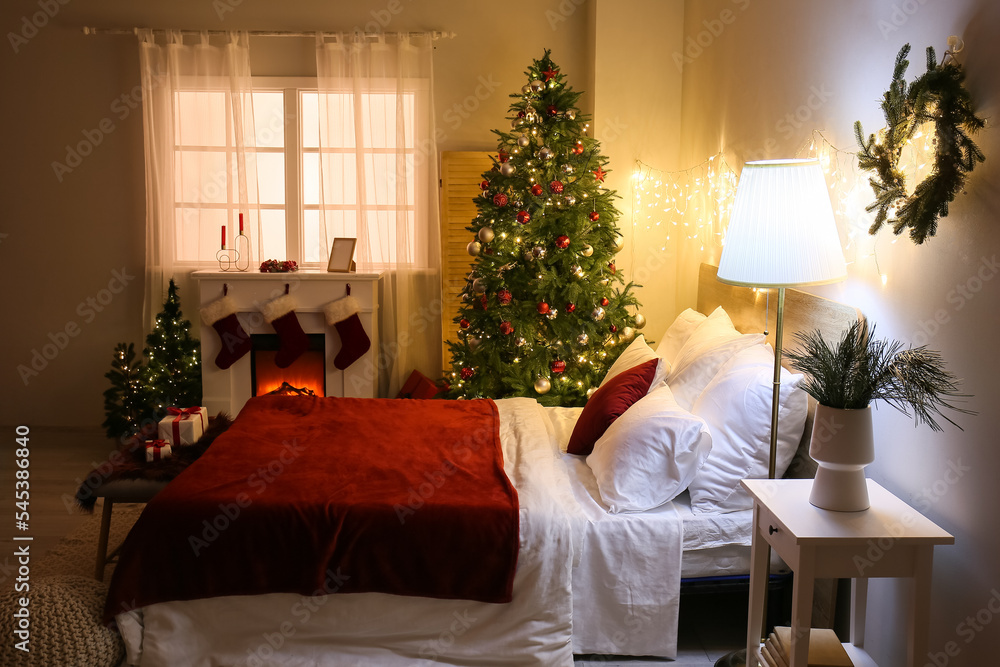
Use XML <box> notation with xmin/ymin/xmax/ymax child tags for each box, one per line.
<box><xmin>251</xmin><ymin>334</ymin><xmax>326</xmax><ymax>397</ymax></box>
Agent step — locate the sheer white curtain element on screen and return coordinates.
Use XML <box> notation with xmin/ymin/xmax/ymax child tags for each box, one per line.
<box><xmin>139</xmin><ymin>30</ymin><xmax>260</xmax><ymax>327</ymax></box>
<box><xmin>315</xmin><ymin>33</ymin><xmax>441</xmax><ymax>396</ymax></box>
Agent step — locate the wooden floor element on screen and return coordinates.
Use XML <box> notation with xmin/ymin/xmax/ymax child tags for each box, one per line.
<box><xmin>1</xmin><ymin>426</ymin><xmax>747</xmax><ymax>666</ymax></box>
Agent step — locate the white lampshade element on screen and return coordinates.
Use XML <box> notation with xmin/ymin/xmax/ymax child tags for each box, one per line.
<box><xmin>718</xmin><ymin>158</ymin><xmax>846</xmax><ymax>288</ymax></box>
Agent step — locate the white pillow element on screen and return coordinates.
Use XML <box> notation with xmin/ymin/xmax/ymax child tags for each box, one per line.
<box><xmin>667</xmin><ymin>307</ymin><xmax>765</xmax><ymax>411</ymax></box>
<box><xmin>687</xmin><ymin>344</ymin><xmax>808</xmax><ymax>514</ymax></box>
<box><xmin>599</xmin><ymin>334</ymin><xmax>669</xmax><ymax>391</ymax></box>
<box><xmin>655</xmin><ymin>308</ymin><xmax>707</xmax><ymax>366</ymax></box>
<box><xmin>587</xmin><ymin>384</ymin><xmax>713</xmax><ymax>514</ymax></box>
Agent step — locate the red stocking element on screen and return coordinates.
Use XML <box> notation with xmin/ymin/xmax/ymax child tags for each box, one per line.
<box><xmin>261</xmin><ymin>293</ymin><xmax>307</xmax><ymax>368</ymax></box>
<box><xmin>324</xmin><ymin>292</ymin><xmax>371</xmax><ymax>370</ymax></box>
<box><xmin>200</xmin><ymin>295</ymin><xmax>251</xmax><ymax>370</ymax></box>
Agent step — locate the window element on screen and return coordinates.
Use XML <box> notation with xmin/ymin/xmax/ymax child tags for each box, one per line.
<box><xmin>171</xmin><ymin>77</ymin><xmax>422</xmax><ymax>267</ymax></box>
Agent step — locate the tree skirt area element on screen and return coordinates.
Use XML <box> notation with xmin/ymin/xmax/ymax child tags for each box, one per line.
<box><xmin>0</xmin><ymin>502</ymin><xmax>142</xmax><ymax>666</ymax></box>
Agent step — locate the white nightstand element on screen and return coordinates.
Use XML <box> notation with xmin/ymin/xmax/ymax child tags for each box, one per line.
<box><xmin>742</xmin><ymin>478</ymin><xmax>954</xmax><ymax>667</ymax></box>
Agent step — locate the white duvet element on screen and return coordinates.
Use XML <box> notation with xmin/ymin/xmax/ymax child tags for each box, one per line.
<box><xmin>117</xmin><ymin>398</ymin><xmax>683</xmax><ymax>666</ymax></box>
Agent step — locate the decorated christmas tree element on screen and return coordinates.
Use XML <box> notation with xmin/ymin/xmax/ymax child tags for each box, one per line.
<box><xmin>102</xmin><ymin>279</ymin><xmax>203</xmax><ymax>440</ymax></box>
<box><xmin>101</xmin><ymin>342</ymin><xmax>148</xmax><ymax>440</ymax></box>
<box><xmin>445</xmin><ymin>50</ymin><xmax>645</xmax><ymax>406</ymax></box>
<box><xmin>142</xmin><ymin>278</ymin><xmax>202</xmax><ymax>414</ymax></box>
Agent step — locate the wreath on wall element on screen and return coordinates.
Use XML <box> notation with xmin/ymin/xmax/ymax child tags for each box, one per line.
<box><xmin>854</xmin><ymin>41</ymin><xmax>986</xmax><ymax>245</ymax></box>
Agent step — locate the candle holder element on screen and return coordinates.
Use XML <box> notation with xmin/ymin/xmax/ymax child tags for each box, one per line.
<box><xmin>217</xmin><ymin>247</ymin><xmax>240</xmax><ymax>271</ymax></box>
<box><xmin>234</xmin><ymin>234</ymin><xmax>250</xmax><ymax>271</ymax></box>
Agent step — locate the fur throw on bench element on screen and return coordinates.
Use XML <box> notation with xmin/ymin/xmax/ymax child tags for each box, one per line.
<box><xmin>76</xmin><ymin>413</ymin><xmax>233</xmax><ymax>512</ymax></box>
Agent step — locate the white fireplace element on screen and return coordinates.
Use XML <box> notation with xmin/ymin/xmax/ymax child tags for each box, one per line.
<box><xmin>193</xmin><ymin>270</ymin><xmax>381</xmax><ymax>416</ymax></box>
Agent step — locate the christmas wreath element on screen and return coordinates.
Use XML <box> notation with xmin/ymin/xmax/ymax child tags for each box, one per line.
<box><xmin>854</xmin><ymin>42</ymin><xmax>985</xmax><ymax>244</ymax></box>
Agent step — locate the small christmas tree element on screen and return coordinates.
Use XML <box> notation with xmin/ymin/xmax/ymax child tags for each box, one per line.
<box><xmin>445</xmin><ymin>50</ymin><xmax>645</xmax><ymax>406</ymax></box>
<box><xmin>102</xmin><ymin>342</ymin><xmax>148</xmax><ymax>440</ymax></box>
<box><xmin>102</xmin><ymin>279</ymin><xmax>202</xmax><ymax>441</ymax></box>
<box><xmin>143</xmin><ymin>278</ymin><xmax>202</xmax><ymax>414</ymax></box>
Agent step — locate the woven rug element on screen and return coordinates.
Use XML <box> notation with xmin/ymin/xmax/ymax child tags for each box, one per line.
<box><xmin>0</xmin><ymin>502</ymin><xmax>142</xmax><ymax>667</ymax></box>
<box><xmin>35</xmin><ymin>503</ymin><xmax>144</xmax><ymax>582</ymax></box>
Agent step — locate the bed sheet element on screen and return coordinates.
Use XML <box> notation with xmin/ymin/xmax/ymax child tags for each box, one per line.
<box><xmin>544</xmin><ymin>406</ymin><xmax>684</xmax><ymax>658</ymax></box>
<box><xmin>118</xmin><ymin>398</ymin><xmax>576</xmax><ymax>667</ymax></box>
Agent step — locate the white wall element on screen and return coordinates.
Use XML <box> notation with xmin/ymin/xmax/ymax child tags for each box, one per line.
<box><xmin>678</xmin><ymin>1</ymin><xmax>1000</xmax><ymax>664</ymax></box>
<box><xmin>0</xmin><ymin>0</ymin><xmax>590</xmax><ymax>427</ymax></box>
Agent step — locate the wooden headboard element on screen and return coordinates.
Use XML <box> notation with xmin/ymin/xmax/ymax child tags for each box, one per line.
<box><xmin>696</xmin><ymin>263</ymin><xmax>864</xmax><ymax>477</ymax></box>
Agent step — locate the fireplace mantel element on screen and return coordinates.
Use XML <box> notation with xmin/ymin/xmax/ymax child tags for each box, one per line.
<box><xmin>193</xmin><ymin>270</ymin><xmax>381</xmax><ymax>416</ymax></box>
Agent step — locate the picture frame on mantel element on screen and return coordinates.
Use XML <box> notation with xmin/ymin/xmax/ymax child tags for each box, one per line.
<box><xmin>327</xmin><ymin>237</ymin><xmax>357</xmax><ymax>273</ymax></box>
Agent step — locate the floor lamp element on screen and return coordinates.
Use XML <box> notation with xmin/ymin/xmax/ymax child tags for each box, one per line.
<box><xmin>713</xmin><ymin>159</ymin><xmax>847</xmax><ymax>667</ymax></box>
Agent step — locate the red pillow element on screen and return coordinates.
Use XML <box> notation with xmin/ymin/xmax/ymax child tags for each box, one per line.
<box><xmin>567</xmin><ymin>358</ymin><xmax>660</xmax><ymax>456</ymax></box>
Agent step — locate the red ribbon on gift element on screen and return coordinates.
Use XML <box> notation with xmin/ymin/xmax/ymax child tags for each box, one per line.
<box><xmin>167</xmin><ymin>407</ymin><xmax>205</xmax><ymax>445</ymax></box>
<box><xmin>145</xmin><ymin>439</ymin><xmax>169</xmax><ymax>462</ymax></box>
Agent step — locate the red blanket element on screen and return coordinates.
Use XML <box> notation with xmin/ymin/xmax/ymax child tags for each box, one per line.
<box><xmin>103</xmin><ymin>396</ymin><xmax>518</xmax><ymax>622</ymax></box>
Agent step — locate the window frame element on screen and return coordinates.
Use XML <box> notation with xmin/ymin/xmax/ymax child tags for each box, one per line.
<box><xmin>170</xmin><ymin>75</ymin><xmax>429</xmax><ymax>269</ymax></box>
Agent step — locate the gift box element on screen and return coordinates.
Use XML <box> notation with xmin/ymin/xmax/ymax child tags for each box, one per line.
<box><xmin>145</xmin><ymin>440</ymin><xmax>172</xmax><ymax>462</ymax></box>
<box><xmin>157</xmin><ymin>406</ymin><xmax>207</xmax><ymax>446</ymax></box>
<box><xmin>396</xmin><ymin>370</ymin><xmax>447</xmax><ymax>400</ymax></box>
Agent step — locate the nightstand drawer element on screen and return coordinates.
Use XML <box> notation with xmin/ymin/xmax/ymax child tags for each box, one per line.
<box><xmin>757</xmin><ymin>502</ymin><xmax>798</xmax><ymax>567</ymax></box>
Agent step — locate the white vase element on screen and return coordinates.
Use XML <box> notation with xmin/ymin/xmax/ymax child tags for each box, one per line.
<box><xmin>808</xmin><ymin>404</ymin><xmax>875</xmax><ymax>512</ymax></box>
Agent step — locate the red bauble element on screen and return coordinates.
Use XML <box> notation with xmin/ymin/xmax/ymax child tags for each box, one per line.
<box><xmin>549</xmin><ymin>180</ymin><xmax>564</xmax><ymax>194</ymax></box>
<box><xmin>555</xmin><ymin>235</ymin><xmax>571</xmax><ymax>249</ymax></box>
<box><xmin>608</xmin><ymin>261</ymin><xmax>616</xmax><ymax>274</ymax></box>
<box><xmin>551</xmin><ymin>359</ymin><xmax>566</xmax><ymax>374</ymax></box>
<box><xmin>480</xmin><ymin>180</ymin><xmax>489</xmax><ymax>191</ymax></box>
<box><xmin>499</xmin><ymin>149</ymin><xmax>510</xmax><ymax>163</ymax></box>
<box><xmin>530</xmin><ymin>184</ymin><xmax>544</xmax><ymax>196</ymax></box>
<box><xmin>459</xmin><ymin>318</ymin><xmax>470</xmax><ymax>329</ymax></box>
<box><xmin>610</xmin><ymin>324</ymin><xmax>618</xmax><ymax>333</ymax></box>
<box><xmin>572</xmin><ymin>142</ymin><xmax>584</xmax><ymax>155</ymax></box>
<box><xmin>517</xmin><ymin>110</ymin><xmax>526</xmax><ymax>119</ymax></box>
<box><xmin>516</xmin><ymin>210</ymin><xmax>531</xmax><ymax>224</ymax></box>
<box><xmin>500</xmin><ymin>321</ymin><xmax>514</xmax><ymax>335</ymax></box>
<box><xmin>600</xmin><ymin>297</ymin><xmax>609</xmax><ymax>306</ymax></box>
<box><xmin>589</xmin><ymin>211</ymin><xmax>600</xmax><ymax>222</ymax></box>
<box><xmin>547</xmin><ymin>105</ymin><xmax>559</xmax><ymax>116</ymax></box>
<box><xmin>493</xmin><ymin>193</ymin><xmax>509</xmax><ymax>207</ymax></box>
<box><xmin>565</xmin><ymin>302</ymin><xmax>576</xmax><ymax>313</ymax></box>
<box><xmin>480</xmin><ymin>294</ymin><xmax>489</xmax><ymax>310</ymax></box>
<box><xmin>537</xmin><ymin>301</ymin><xmax>550</xmax><ymax>315</ymax></box>
<box><xmin>497</xmin><ymin>289</ymin><xmax>512</xmax><ymax>305</ymax></box>
<box><xmin>460</xmin><ymin>367</ymin><xmax>475</xmax><ymax>380</ymax></box>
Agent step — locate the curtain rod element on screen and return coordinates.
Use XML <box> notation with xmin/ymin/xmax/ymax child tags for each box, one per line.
<box><xmin>81</xmin><ymin>27</ymin><xmax>457</xmax><ymax>39</ymax></box>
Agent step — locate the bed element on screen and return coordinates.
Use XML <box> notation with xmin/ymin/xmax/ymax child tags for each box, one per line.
<box><xmin>109</xmin><ymin>264</ymin><xmax>861</xmax><ymax>666</ymax></box>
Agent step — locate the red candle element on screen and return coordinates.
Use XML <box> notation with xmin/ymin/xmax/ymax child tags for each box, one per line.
<box><xmin>221</xmin><ymin>225</ymin><xmax>226</xmax><ymax>249</ymax></box>
<box><xmin>239</xmin><ymin>213</ymin><xmax>244</xmax><ymax>235</ymax></box>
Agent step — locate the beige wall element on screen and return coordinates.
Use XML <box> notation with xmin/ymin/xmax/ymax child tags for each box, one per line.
<box><xmin>678</xmin><ymin>0</ymin><xmax>1000</xmax><ymax>663</ymax></box>
<box><xmin>592</xmin><ymin>0</ymin><xmax>686</xmax><ymax>341</ymax></box>
<box><xmin>0</xmin><ymin>0</ymin><xmax>590</xmax><ymax>427</ymax></box>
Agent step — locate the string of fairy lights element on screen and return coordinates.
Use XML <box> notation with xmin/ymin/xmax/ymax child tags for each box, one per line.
<box><xmin>630</xmin><ymin>127</ymin><xmax>940</xmax><ymax>286</ymax></box>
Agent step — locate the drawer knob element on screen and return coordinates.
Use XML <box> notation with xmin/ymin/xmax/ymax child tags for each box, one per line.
<box><xmin>769</xmin><ymin>525</ymin><xmax>779</xmax><ymax>535</ymax></box>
